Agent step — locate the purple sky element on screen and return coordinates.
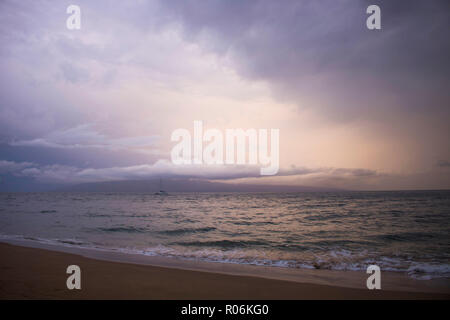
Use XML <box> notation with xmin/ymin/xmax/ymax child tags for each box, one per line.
<box><xmin>0</xmin><ymin>0</ymin><xmax>449</xmax><ymax>191</ymax></box>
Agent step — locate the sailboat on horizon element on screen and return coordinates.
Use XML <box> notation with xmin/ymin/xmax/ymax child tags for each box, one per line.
<box><xmin>154</xmin><ymin>178</ymin><xmax>168</xmax><ymax>195</ymax></box>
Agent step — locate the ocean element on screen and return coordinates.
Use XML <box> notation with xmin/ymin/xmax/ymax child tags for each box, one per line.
<box><xmin>0</xmin><ymin>190</ymin><xmax>449</xmax><ymax>280</ymax></box>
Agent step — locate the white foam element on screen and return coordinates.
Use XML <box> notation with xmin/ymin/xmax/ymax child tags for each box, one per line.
<box><xmin>1</xmin><ymin>233</ymin><xmax>449</xmax><ymax>280</ymax></box>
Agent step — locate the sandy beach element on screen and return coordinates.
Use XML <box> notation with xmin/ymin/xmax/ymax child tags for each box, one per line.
<box><xmin>0</xmin><ymin>242</ymin><xmax>448</xmax><ymax>300</ymax></box>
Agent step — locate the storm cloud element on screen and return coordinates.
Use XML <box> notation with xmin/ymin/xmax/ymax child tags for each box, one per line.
<box><xmin>0</xmin><ymin>0</ymin><xmax>449</xmax><ymax>191</ymax></box>
<box><xmin>158</xmin><ymin>0</ymin><xmax>450</xmax><ymax>118</ymax></box>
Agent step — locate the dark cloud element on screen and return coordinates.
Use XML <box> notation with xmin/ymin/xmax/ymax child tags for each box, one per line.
<box><xmin>0</xmin><ymin>158</ymin><xmax>380</xmax><ymax>186</ymax></box>
<box><xmin>159</xmin><ymin>0</ymin><xmax>450</xmax><ymax>120</ymax></box>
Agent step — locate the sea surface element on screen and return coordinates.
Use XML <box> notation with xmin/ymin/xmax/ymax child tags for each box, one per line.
<box><xmin>0</xmin><ymin>191</ymin><xmax>449</xmax><ymax>280</ymax></box>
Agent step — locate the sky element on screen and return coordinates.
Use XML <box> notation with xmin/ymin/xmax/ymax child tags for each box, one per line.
<box><xmin>0</xmin><ymin>0</ymin><xmax>449</xmax><ymax>191</ymax></box>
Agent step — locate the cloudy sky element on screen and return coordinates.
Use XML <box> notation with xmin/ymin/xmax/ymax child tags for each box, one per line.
<box><xmin>0</xmin><ymin>0</ymin><xmax>449</xmax><ymax>191</ymax></box>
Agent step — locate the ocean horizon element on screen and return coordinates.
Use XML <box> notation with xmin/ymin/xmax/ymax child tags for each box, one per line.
<box><xmin>1</xmin><ymin>190</ymin><xmax>449</xmax><ymax>281</ymax></box>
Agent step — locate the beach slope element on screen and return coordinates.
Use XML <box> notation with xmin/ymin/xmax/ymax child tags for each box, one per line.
<box><xmin>0</xmin><ymin>243</ymin><xmax>448</xmax><ymax>299</ymax></box>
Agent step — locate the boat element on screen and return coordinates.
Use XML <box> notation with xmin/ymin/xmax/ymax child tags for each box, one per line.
<box><xmin>154</xmin><ymin>178</ymin><xmax>168</xmax><ymax>195</ymax></box>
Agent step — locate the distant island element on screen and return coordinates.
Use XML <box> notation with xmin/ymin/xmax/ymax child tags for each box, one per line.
<box><xmin>57</xmin><ymin>179</ymin><xmax>343</xmax><ymax>193</ymax></box>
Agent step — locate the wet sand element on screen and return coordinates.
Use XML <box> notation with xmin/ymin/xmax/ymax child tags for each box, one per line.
<box><xmin>0</xmin><ymin>242</ymin><xmax>449</xmax><ymax>299</ymax></box>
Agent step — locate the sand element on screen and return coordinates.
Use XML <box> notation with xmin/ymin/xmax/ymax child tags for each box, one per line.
<box><xmin>0</xmin><ymin>242</ymin><xmax>448</xmax><ymax>299</ymax></box>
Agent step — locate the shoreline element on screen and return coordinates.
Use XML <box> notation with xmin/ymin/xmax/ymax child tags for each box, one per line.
<box><xmin>0</xmin><ymin>241</ymin><xmax>449</xmax><ymax>299</ymax></box>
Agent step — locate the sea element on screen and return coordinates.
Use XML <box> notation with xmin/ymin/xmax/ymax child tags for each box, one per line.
<box><xmin>0</xmin><ymin>190</ymin><xmax>449</xmax><ymax>280</ymax></box>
